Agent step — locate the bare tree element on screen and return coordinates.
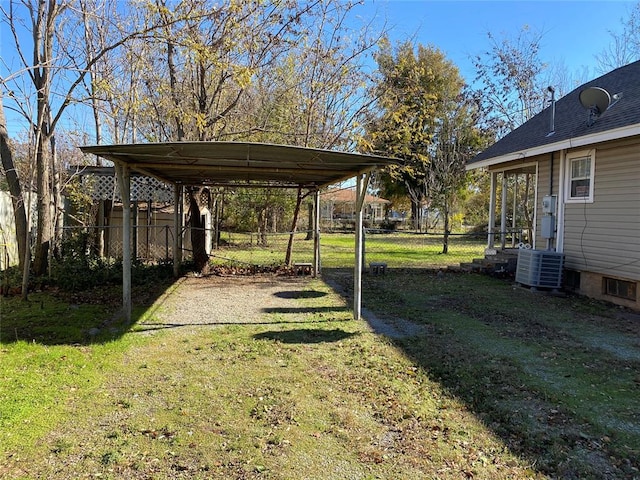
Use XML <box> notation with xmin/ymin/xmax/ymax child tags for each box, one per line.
<box><xmin>428</xmin><ymin>91</ymin><xmax>488</xmax><ymax>253</ymax></box>
<box><xmin>276</xmin><ymin>0</ymin><xmax>383</xmax><ymax>263</ymax></box>
<box><xmin>472</xmin><ymin>26</ymin><xmax>548</xmax><ymax>137</ymax></box>
<box><xmin>596</xmin><ymin>2</ymin><xmax>640</xmax><ymax>72</ymax></box>
<box><xmin>1</xmin><ymin>0</ymin><xmax>188</xmax><ymax>277</ymax></box>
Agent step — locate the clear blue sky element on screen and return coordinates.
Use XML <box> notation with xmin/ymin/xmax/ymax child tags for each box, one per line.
<box><xmin>358</xmin><ymin>0</ymin><xmax>635</xmax><ymax>82</ymax></box>
<box><xmin>1</xmin><ymin>0</ymin><xmax>636</xmax><ymax>137</ymax></box>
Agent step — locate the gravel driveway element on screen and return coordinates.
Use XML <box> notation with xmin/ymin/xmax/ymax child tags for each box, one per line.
<box><xmin>140</xmin><ymin>273</ymin><xmax>323</xmax><ymax>329</ymax></box>
<box><xmin>137</xmin><ymin>271</ymin><xmax>427</xmax><ymax>339</ymax></box>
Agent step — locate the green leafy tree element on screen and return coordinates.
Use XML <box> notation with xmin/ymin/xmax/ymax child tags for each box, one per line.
<box><xmin>364</xmin><ymin>40</ymin><xmax>467</xmax><ymax>231</ymax></box>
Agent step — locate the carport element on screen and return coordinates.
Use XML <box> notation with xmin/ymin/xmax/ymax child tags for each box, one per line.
<box><xmin>80</xmin><ymin>142</ymin><xmax>397</xmax><ymax>322</ymax></box>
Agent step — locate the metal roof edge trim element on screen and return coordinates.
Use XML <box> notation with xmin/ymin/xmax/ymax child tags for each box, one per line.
<box><xmin>80</xmin><ymin>141</ymin><xmax>398</xmax><ymax>163</ymax></box>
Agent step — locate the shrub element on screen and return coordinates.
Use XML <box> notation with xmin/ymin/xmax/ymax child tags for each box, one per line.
<box><xmin>51</xmin><ymin>254</ymin><xmax>120</xmax><ymax>292</ymax></box>
<box><xmin>378</xmin><ymin>220</ymin><xmax>398</xmax><ymax>231</ymax></box>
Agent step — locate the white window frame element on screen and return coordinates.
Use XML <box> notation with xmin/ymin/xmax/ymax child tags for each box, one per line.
<box><xmin>565</xmin><ymin>149</ymin><xmax>595</xmax><ymax>203</ymax></box>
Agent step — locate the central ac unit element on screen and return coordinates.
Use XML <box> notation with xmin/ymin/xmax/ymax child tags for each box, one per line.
<box><xmin>515</xmin><ymin>249</ymin><xmax>564</xmax><ymax>289</ymax></box>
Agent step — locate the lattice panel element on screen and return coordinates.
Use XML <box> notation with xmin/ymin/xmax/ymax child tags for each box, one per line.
<box><xmin>82</xmin><ymin>173</ymin><xmax>173</xmax><ymax>202</ymax></box>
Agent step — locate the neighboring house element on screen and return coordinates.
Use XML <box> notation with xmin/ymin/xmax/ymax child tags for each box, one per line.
<box><xmin>467</xmin><ymin>60</ymin><xmax>640</xmax><ymax>309</ymax></box>
<box><xmin>321</xmin><ymin>188</ymin><xmax>391</xmax><ymax>227</ymax></box>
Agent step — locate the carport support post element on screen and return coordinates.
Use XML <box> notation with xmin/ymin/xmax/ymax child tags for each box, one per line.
<box><xmin>354</xmin><ymin>171</ymin><xmax>371</xmax><ymax>320</ymax></box>
<box><xmin>173</xmin><ymin>184</ymin><xmax>183</xmax><ymax>277</ymax></box>
<box><xmin>313</xmin><ymin>190</ymin><xmax>321</xmax><ymax>276</ymax></box>
<box><xmin>115</xmin><ymin>163</ymin><xmax>132</xmax><ymax>323</ymax></box>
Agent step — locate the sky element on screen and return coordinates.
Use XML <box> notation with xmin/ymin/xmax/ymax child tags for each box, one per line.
<box><xmin>0</xmin><ymin>0</ymin><xmax>637</xmax><ymax>137</ymax></box>
<box><xmin>358</xmin><ymin>0</ymin><xmax>635</xmax><ymax>82</ymax></box>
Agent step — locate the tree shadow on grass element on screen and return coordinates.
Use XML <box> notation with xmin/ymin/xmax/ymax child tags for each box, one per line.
<box><xmin>0</xmin><ymin>279</ymin><xmax>179</xmax><ymax>346</ymax></box>
<box><xmin>273</xmin><ymin>290</ymin><xmax>328</xmax><ymax>299</ymax></box>
<box><xmin>321</xmin><ymin>267</ymin><xmax>640</xmax><ymax>480</ymax></box>
<box><xmin>261</xmin><ymin>306</ymin><xmax>350</xmax><ymax>315</ymax></box>
<box><xmin>133</xmin><ymin>317</ymin><xmax>352</xmax><ymax>333</ymax></box>
<box><xmin>254</xmin><ymin>328</ymin><xmax>358</xmax><ymax>344</ymax></box>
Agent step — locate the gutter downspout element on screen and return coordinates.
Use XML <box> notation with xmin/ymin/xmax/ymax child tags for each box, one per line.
<box><xmin>546</xmin><ymin>152</ymin><xmax>554</xmax><ymax>251</ymax></box>
<box><xmin>546</xmin><ymin>86</ymin><xmax>556</xmax><ymax>251</ymax></box>
<box><xmin>556</xmin><ymin>150</ymin><xmax>566</xmax><ymax>253</ymax></box>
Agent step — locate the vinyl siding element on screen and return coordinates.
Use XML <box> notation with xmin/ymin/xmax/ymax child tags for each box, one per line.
<box><xmin>533</xmin><ymin>154</ymin><xmax>559</xmax><ymax>249</ymax></box>
<box><xmin>562</xmin><ymin>141</ymin><xmax>640</xmax><ymax>280</ymax></box>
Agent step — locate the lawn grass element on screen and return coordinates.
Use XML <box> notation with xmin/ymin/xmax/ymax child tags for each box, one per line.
<box><xmin>1</xmin><ymin>239</ymin><xmax>638</xmax><ymax>479</ymax></box>
<box><xmin>0</xmin><ymin>280</ymin><xmax>176</xmax><ymax>462</ymax></box>
<box><xmin>212</xmin><ymin>231</ymin><xmax>485</xmax><ymax>269</ymax></box>
<box><xmin>335</xmin><ymin>268</ymin><xmax>640</xmax><ymax>479</ymax></box>
<box><xmin>1</xmin><ymin>278</ymin><xmax>542</xmax><ymax>479</ymax></box>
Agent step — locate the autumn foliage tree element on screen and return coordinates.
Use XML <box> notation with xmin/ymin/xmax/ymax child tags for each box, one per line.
<box><xmin>1</xmin><ymin>0</ymin><xmax>165</xmax><ymax>281</ymax></box>
<box><xmin>363</xmin><ymin>40</ymin><xmax>485</xmax><ymax>240</ymax></box>
<box><xmin>1</xmin><ymin>0</ymin><xmax>384</xmax><ymax>276</ymax></box>
<box><xmin>118</xmin><ymin>0</ymin><xmax>379</xmax><ymax>271</ymax></box>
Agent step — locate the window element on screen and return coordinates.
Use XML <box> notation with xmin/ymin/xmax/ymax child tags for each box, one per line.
<box><xmin>564</xmin><ymin>269</ymin><xmax>581</xmax><ymax>291</ymax></box>
<box><xmin>603</xmin><ymin>277</ymin><xmax>637</xmax><ymax>301</ymax></box>
<box><xmin>566</xmin><ymin>150</ymin><xmax>595</xmax><ymax>202</ymax></box>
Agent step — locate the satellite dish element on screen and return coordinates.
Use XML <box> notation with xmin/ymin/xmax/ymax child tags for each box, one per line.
<box><xmin>579</xmin><ymin>86</ymin><xmax>611</xmax><ymax>115</ymax></box>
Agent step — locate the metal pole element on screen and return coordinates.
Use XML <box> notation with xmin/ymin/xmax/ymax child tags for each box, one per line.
<box><xmin>173</xmin><ymin>184</ymin><xmax>181</xmax><ymax>277</ymax></box>
<box><xmin>115</xmin><ymin>164</ymin><xmax>132</xmax><ymax>323</ymax></box>
<box><xmin>313</xmin><ymin>190</ymin><xmax>321</xmax><ymax>276</ymax></box>
<box><xmin>354</xmin><ymin>174</ymin><xmax>363</xmax><ymax>320</ymax></box>
<box><xmin>353</xmin><ymin>171</ymin><xmax>371</xmax><ymax>320</ymax></box>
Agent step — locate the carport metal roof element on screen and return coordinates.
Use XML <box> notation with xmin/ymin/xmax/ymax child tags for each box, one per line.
<box><xmin>80</xmin><ymin>141</ymin><xmax>396</xmax><ymax>189</ymax></box>
<box><xmin>80</xmin><ymin>141</ymin><xmax>398</xmax><ymax>323</ymax></box>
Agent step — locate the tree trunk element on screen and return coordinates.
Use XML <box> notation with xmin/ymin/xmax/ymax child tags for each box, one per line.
<box><xmin>258</xmin><ymin>208</ymin><xmax>268</xmax><ymax>246</ymax></box>
<box><xmin>0</xmin><ymin>95</ymin><xmax>28</xmax><ymax>272</ymax></box>
<box><xmin>411</xmin><ymin>199</ymin><xmax>422</xmax><ymax>231</ymax></box>
<box><xmin>305</xmin><ymin>202</ymin><xmax>313</xmax><ymax>240</ymax></box>
<box><xmin>51</xmin><ymin>132</ymin><xmax>64</xmax><ymax>263</ymax></box>
<box><xmin>442</xmin><ymin>202</ymin><xmax>450</xmax><ymax>254</ymax></box>
<box><xmin>188</xmin><ymin>187</ymin><xmax>210</xmax><ymax>274</ymax></box>
<box><xmin>285</xmin><ymin>187</ymin><xmax>303</xmax><ymax>266</ymax></box>
<box><xmin>32</xmin><ymin>0</ymin><xmax>57</xmax><ymax>277</ymax></box>
<box><xmin>33</xmin><ymin>133</ymin><xmax>53</xmax><ymax>276</ymax></box>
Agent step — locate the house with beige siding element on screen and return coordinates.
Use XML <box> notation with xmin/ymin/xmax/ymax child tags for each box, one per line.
<box><xmin>321</xmin><ymin>188</ymin><xmax>391</xmax><ymax>226</ymax></box>
<box><xmin>467</xmin><ymin>61</ymin><xmax>640</xmax><ymax>309</ymax></box>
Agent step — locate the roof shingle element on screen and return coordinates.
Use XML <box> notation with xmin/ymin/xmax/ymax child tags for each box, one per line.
<box><xmin>470</xmin><ymin>60</ymin><xmax>640</xmax><ymax>165</ymax></box>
